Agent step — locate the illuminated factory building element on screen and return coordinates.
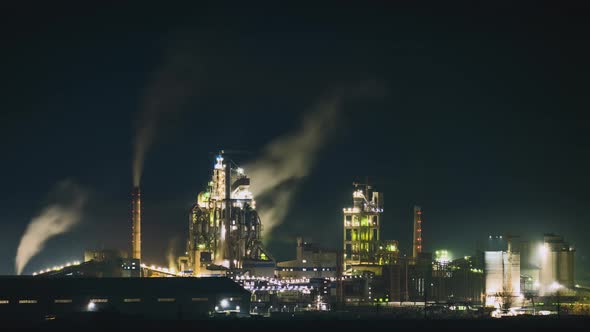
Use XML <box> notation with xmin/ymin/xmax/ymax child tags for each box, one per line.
<box><xmin>9</xmin><ymin>151</ymin><xmax>581</xmax><ymax>317</ymax></box>
<box><xmin>182</xmin><ymin>153</ymin><xmax>274</xmax><ymax>276</ymax></box>
<box><xmin>277</xmin><ymin>237</ymin><xmax>337</xmax><ymax>279</ymax></box>
<box><xmin>482</xmin><ymin>233</ymin><xmax>577</xmax><ymax>308</ymax></box>
<box><xmin>484</xmin><ymin>239</ymin><xmax>521</xmax><ymax>307</ymax></box>
<box><xmin>343</xmin><ymin>183</ymin><xmax>387</xmax><ymax>268</ymax></box>
<box><xmin>539</xmin><ymin>233</ymin><xmax>575</xmax><ymax>294</ymax></box>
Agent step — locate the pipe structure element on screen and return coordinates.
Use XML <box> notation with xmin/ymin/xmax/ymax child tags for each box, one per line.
<box><xmin>412</xmin><ymin>205</ymin><xmax>422</xmax><ymax>260</ymax></box>
<box><xmin>132</xmin><ymin>186</ymin><xmax>141</xmax><ymax>261</ymax></box>
<box><xmin>224</xmin><ymin>160</ymin><xmax>233</xmax><ymax>269</ymax></box>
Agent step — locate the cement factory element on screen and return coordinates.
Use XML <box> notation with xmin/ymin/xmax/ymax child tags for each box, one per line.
<box><xmin>1</xmin><ymin>152</ymin><xmax>588</xmax><ymax>321</ymax></box>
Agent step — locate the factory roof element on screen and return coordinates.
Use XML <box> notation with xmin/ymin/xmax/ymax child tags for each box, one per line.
<box><xmin>0</xmin><ymin>277</ymin><xmax>249</xmax><ymax>298</ymax></box>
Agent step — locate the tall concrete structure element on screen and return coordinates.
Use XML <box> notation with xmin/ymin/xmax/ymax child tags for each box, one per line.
<box><xmin>540</xmin><ymin>233</ymin><xmax>575</xmax><ymax>293</ymax></box>
<box><xmin>343</xmin><ymin>183</ymin><xmax>383</xmax><ymax>267</ymax></box>
<box><xmin>185</xmin><ymin>153</ymin><xmax>273</xmax><ymax>275</ymax></box>
<box><xmin>412</xmin><ymin>205</ymin><xmax>423</xmax><ymax>260</ymax></box>
<box><xmin>131</xmin><ymin>187</ymin><xmax>141</xmax><ymax>261</ymax></box>
<box><xmin>484</xmin><ymin>237</ymin><xmax>521</xmax><ymax>307</ymax></box>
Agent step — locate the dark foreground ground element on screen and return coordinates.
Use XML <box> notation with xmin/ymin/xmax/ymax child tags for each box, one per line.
<box><xmin>2</xmin><ymin>313</ymin><xmax>589</xmax><ymax>331</ymax></box>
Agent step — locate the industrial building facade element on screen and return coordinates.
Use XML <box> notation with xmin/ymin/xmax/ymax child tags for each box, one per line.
<box><xmin>20</xmin><ymin>151</ymin><xmax>578</xmax><ymax>316</ymax></box>
<box><xmin>277</xmin><ymin>237</ymin><xmax>338</xmax><ymax>279</ymax></box>
<box><xmin>182</xmin><ymin>154</ymin><xmax>274</xmax><ymax>276</ymax></box>
<box><xmin>0</xmin><ymin>277</ymin><xmax>250</xmax><ymax>320</ymax></box>
<box><xmin>343</xmin><ymin>184</ymin><xmax>384</xmax><ymax>267</ymax></box>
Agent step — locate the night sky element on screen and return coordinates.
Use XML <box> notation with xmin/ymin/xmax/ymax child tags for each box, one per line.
<box><xmin>1</xmin><ymin>3</ymin><xmax>589</xmax><ymax>282</ymax></box>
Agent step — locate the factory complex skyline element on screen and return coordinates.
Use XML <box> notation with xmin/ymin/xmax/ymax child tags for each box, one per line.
<box><xmin>23</xmin><ymin>152</ymin><xmax>581</xmax><ymax>308</ymax></box>
<box><xmin>1</xmin><ymin>2</ymin><xmax>590</xmax><ymax>324</ymax></box>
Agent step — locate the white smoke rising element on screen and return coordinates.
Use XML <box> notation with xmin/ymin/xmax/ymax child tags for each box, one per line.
<box><xmin>15</xmin><ymin>181</ymin><xmax>87</xmax><ymax>275</ymax></box>
<box><xmin>167</xmin><ymin>238</ymin><xmax>178</xmax><ymax>272</ymax></box>
<box><xmin>245</xmin><ymin>97</ymin><xmax>342</xmax><ymax>237</ymax></box>
<box><xmin>132</xmin><ymin>44</ymin><xmax>203</xmax><ymax>186</ymax></box>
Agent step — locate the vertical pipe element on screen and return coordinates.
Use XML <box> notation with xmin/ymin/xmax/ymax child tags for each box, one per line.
<box><xmin>132</xmin><ymin>186</ymin><xmax>141</xmax><ymax>261</ymax></box>
<box><xmin>413</xmin><ymin>206</ymin><xmax>422</xmax><ymax>260</ymax></box>
<box><xmin>225</xmin><ymin>159</ymin><xmax>233</xmax><ymax>268</ymax></box>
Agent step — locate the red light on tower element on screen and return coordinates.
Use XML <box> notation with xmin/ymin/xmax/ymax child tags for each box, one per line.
<box><xmin>413</xmin><ymin>206</ymin><xmax>423</xmax><ymax>260</ymax></box>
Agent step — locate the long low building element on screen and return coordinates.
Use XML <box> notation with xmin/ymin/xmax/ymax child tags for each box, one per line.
<box><xmin>0</xmin><ymin>277</ymin><xmax>250</xmax><ymax>320</ymax></box>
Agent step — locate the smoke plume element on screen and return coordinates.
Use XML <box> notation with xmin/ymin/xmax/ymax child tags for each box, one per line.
<box><xmin>167</xmin><ymin>237</ymin><xmax>178</xmax><ymax>272</ymax></box>
<box><xmin>245</xmin><ymin>97</ymin><xmax>342</xmax><ymax>237</ymax></box>
<box><xmin>15</xmin><ymin>181</ymin><xmax>87</xmax><ymax>275</ymax></box>
<box><xmin>132</xmin><ymin>43</ymin><xmax>203</xmax><ymax>186</ymax></box>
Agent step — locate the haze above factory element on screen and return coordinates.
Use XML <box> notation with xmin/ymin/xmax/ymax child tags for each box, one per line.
<box><xmin>0</xmin><ymin>3</ymin><xmax>589</xmax><ymax>285</ymax></box>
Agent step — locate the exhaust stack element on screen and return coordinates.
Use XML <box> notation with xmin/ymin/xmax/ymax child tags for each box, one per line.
<box><xmin>132</xmin><ymin>187</ymin><xmax>141</xmax><ymax>260</ymax></box>
<box><xmin>412</xmin><ymin>205</ymin><xmax>422</xmax><ymax>260</ymax></box>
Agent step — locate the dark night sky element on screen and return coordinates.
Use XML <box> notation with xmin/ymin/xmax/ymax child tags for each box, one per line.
<box><xmin>1</xmin><ymin>2</ymin><xmax>589</xmax><ymax>281</ymax></box>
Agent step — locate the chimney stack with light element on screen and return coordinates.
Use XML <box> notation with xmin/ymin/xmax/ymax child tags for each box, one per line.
<box><xmin>412</xmin><ymin>205</ymin><xmax>422</xmax><ymax>260</ymax></box>
<box><xmin>132</xmin><ymin>187</ymin><xmax>141</xmax><ymax>261</ymax></box>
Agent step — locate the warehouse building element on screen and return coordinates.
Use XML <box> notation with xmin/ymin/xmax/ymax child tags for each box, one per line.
<box><xmin>0</xmin><ymin>277</ymin><xmax>250</xmax><ymax>320</ymax></box>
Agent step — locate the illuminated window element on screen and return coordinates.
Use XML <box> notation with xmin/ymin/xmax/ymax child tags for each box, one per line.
<box><xmin>0</xmin><ymin>300</ymin><xmax>9</xmax><ymax>304</ymax></box>
<box><xmin>18</xmin><ymin>300</ymin><xmax>37</xmax><ymax>304</ymax></box>
<box><xmin>90</xmin><ymin>299</ymin><xmax>108</xmax><ymax>303</ymax></box>
<box><xmin>157</xmin><ymin>298</ymin><xmax>175</xmax><ymax>302</ymax></box>
<box><xmin>123</xmin><ymin>298</ymin><xmax>141</xmax><ymax>303</ymax></box>
<box><xmin>191</xmin><ymin>297</ymin><xmax>208</xmax><ymax>302</ymax></box>
<box><xmin>54</xmin><ymin>299</ymin><xmax>73</xmax><ymax>304</ymax></box>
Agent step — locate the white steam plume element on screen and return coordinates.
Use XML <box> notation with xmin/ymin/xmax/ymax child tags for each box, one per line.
<box><xmin>167</xmin><ymin>237</ymin><xmax>178</xmax><ymax>272</ymax></box>
<box><xmin>15</xmin><ymin>181</ymin><xmax>87</xmax><ymax>275</ymax></box>
<box><xmin>245</xmin><ymin>97</ymin><xmax>342</xmax><ymax>237</ymax></box>
<box><xmin>132</xmin><ymin>44</ymin><xmax>202</xmax><ymax>186</ymax></box>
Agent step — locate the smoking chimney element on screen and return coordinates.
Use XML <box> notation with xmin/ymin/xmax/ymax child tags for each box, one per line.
<box><xmin>132</xmin><ymin>187</ymin><xmax>141</xmax><ymax>261</ymax></box>
<box><xmin>412</xmin><ymin>205</ymin><xmax>422</xmax><ymax>260</ymax></box>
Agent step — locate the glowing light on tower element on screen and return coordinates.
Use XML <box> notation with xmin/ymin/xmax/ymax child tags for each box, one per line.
<box><xmin>413</xmin><ymin>205</ymin><xmax>423</xmax><ymax>260</ymax></box>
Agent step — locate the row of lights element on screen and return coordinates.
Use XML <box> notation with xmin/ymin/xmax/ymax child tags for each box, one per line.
<box><xmin>245</xmin><ymin>285</ymin><xmax>311</xmax><ymax>292</ymax></box>
<box><xmin>32</xmin><ymin>261</ymin><xmax>81</xmax><ymax>276</ymax></box>
<box><xmin>141</xmin><ymin>263</ymin><xmax>178</xmax><ymax>275</ymax></box>
<box><xmin>234</xmin><ymin>276</ymin><xmax>311</xmax><ymax>284</ymax></box>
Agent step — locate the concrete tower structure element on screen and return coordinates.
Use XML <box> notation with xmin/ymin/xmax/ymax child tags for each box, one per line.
<box><xmin>540</xmin><ymin>233</ymin><xmax>575</xmax><ymax>293</ymax></box>
<box><xmin>343</xmin><ymin>183</ymin><xmax>383</xmax><ymax>267</ymax></box>
<box><xmin>131</xmin><ymin>187</ymin><xmax>141</xmax><ymax>261</ymax></box>
<box><xmin>412</xmin><ymin>205</ymin><xmax>423</xmax><ymax>260</ymax></box>
<box><xmin>185</xmin><ymin>153</ymin><xmax>273</xmax><ymax>275</ymax></box>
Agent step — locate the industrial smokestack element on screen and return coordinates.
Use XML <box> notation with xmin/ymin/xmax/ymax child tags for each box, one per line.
<box><xmin>224</xmin><ymin>159</ymin><xmax>233</xmax><ymax>269</ymax></box>
<box><xmin>132</xmin><ymin>187</ymin><xmax>141</xmax><ymax>261</ymax></box>
<box><xmin>412</xmin><ymin>205</ymin><xmax>422</xmax><ymax>260</ymax></box>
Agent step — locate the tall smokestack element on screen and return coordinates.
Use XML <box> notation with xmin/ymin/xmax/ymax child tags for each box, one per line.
<box><xmin>224</xmin><ymin>160</ymin><xmax>233</xmax><ymax>269</ymax></box>
<box><xmin>412</xmin><ymin>205</ymin><xmax>422</xmax><ymax>260</ymax></box>
<box><xmin>132</xmin><ymin>187</ymin><xmax>141</xmax><ymax>261</ymax></box>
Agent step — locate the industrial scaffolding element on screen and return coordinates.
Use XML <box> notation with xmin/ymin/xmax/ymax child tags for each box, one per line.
<box><xmin>343</xmin><ymin>182</ymin><xmax>392</xmax><ymax>267</ymax></box>
<box><xmin>185</xmin><ymin>153</ymin><xmax>272</xmax><ymax>275</ymax></box>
